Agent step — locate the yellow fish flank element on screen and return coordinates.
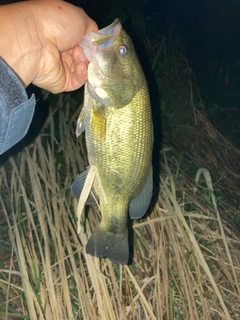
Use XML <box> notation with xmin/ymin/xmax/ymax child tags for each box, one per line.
<box><xmin>71</xmin><ymin>19</ymin><xmax>153</xmax><ymax>265</ymax></box>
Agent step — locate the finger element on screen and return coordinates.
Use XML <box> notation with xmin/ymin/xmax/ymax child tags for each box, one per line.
<box><xmin>75</xmin><ymin>61</ymin><xmax>88</xmax><ymax>84</ymax></box>
<box><xmin>67</xmin><ymin>62</ymin><xmax>87</xmax><ymax>91</ymax></box>
<box><xmin>61</xmin><ymin>50</ymin><xmax>87</xmax><ymax>91</ymax></box>
<box><xmin>73</xmin><ymin>45</ymin><xmax>88</xmax><ymax>64</ymax></box>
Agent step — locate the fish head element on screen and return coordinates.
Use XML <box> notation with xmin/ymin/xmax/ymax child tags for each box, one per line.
<box><xmin>80</xmin><ymin>19</ymin><xmax>144</xmax><ymax>108</ymax></box>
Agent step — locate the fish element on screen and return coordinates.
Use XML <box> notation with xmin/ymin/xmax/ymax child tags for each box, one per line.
<box><xmin>71</xmin><ymin>19</ymin><xmax>153</xmax><ymax>265</ymax></box>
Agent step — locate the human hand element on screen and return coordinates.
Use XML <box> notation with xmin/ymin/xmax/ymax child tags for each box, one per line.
<box><xmin>0</xmin><ymin>0</ymin><xmax>98</xmax><ymax>93</ymax></box>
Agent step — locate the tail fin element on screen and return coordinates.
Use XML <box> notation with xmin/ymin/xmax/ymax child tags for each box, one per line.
<box><xmin>86</xmin><ymin>225</ymin><xmax>129</xmax><ymax>265</ymax></box>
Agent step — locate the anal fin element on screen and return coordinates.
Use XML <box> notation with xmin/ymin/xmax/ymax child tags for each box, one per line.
<box><xmin>129</xmin><ymin>166</ymin><xmax>153</xmax><ymax>219</ymax></box>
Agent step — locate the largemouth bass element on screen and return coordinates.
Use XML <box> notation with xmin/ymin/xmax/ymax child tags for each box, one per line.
<box><xmin>71</xmin><ymin>19</ymin><xmax>153</xmax><ymax>265</ymax></box>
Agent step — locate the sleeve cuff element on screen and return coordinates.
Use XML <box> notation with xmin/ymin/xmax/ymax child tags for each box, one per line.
<box><xmin>0</xmin><ymin>58</ymin><xmax>36</xmax><ymax>154</ymax></box>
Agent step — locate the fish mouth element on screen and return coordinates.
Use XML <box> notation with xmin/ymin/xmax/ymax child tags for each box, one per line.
<box><xmin>91</xmin><ymin>19</ymin><xmax>121</xmax><ymax>45</ymax></box>
<box><xmin>80</xmin><ymin>19</ymin><xmax>122</xmax><ymax>60</ymax></box>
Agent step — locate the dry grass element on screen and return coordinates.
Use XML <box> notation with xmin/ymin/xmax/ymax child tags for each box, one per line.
<box><xmin>0</xmin><ymin>96</ymin><xmax>239</xmax><ymax>320</ymax></box>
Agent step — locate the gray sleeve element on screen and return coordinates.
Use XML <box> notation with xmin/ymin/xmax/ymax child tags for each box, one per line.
<box><xmin>0</xmin><ymin>58</ymin><xmax>35</xmax><ymax>154</ymax></box>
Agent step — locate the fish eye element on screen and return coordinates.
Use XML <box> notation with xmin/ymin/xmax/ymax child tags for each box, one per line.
<box><xmin>119</xmin><ymin>45</ymin><xmax>127</xmax><ymax>56</ymax></box>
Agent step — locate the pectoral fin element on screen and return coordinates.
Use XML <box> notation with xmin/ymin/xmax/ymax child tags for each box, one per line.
<box><xmin>129</xmin><ymin>166</ymin><xmax>153</xmax><ymax>219</ymax></box>
<box><xmin>71</xmin><ymin>167</ymin><xmax>98</xmax><ymax>205</ymax></box>
<box><xmin>76</xmin><ymin>105</ymin><xmax>86</xmax><ymax>137</ymax></box>
<box><xmin>76</xmin><ymin>85</ymin><xmax>93</xmax><ymax>137</ymax></box>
